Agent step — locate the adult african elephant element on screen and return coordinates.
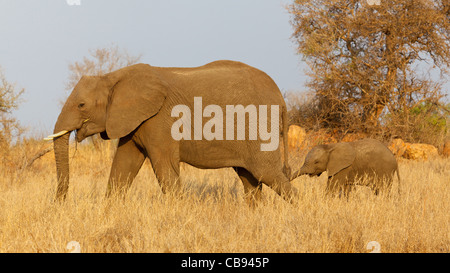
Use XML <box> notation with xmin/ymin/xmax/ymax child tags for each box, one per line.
<box><xmin>291</xmin><ymin>138</ymin><xmax>400</xmax><ymax>197</ymax></box>
<box><xmin>46</xmin><ymin>60</ymin><xmax>297</xmax><ymax>203</ymax></box>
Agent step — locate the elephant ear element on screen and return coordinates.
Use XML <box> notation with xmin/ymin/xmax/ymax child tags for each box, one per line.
<box><xmin>327</xmin><ymin>142</ymin><xmax>356</xmax><ymax>177</ymax></box>
<box><xmin>105</xmin><ymin>72</ymin><xmax>168</xmax><ymax>139</ymax></box>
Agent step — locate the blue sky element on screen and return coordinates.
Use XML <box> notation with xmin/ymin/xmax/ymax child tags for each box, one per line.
<box><xmin>0</xmin><ymin>0</ymin><xmax>307</xmax><ymax>135</ymax></box>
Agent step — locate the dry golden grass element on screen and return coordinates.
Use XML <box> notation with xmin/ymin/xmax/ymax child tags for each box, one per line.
<box><xmin>0</xmin><ymin>140</ymin><xmax>448</xmax><ymax>253</ymax></box>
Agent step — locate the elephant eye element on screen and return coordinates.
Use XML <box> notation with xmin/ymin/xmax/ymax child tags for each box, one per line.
<box><xmin>78</xmin><ymin>102</ymin><xmax>86</xmax><ymax>109</ymax></box>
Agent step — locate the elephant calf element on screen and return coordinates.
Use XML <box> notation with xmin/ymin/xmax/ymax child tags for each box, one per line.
<box><xmin>292</xmin><ymin>138</ymin><xmax>400</xmax><ymax>197</ymax></box>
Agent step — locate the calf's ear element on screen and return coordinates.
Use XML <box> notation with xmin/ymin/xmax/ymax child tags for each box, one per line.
<box><xmin>327</xmin><ymin>143</ymin><xmax>356</xmax><ymax>177</ymax></box>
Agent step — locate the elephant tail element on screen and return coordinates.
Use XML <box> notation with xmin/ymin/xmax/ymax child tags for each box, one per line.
<box><xmin>281</xmin><ymin>105</ymin><xmax>292</xmax><ymax>179</ymax></box>
<box><xmin>396</xmin><ymin>167</ymin><xmax>401</xmax><ymax>196</ymax></box>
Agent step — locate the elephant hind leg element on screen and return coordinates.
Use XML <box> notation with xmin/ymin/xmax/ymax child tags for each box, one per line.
<box><xmin>234</xmin><ymin>167</ymin><xmax>262</xmax><ymax>207</ymax></box>
<box><xmin>372</xmin><ymin>175</ymin><xmax>394</xmax><ymax>196</ymax></box>
<box><xmin>146</xmin><ymin>146</ymin><xmax>181</xmax><ymax>195</ymax></box>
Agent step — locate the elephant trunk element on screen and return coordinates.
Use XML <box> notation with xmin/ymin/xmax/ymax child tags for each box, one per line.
<box><xmin>50</xmin><ymin>102</ymin><xmax>82</xmax><ymax>200</ymax></box>
<box><xmin>289</xmin><ymin>166</ymin><xmax>308</xmax><ymax>181</ymax></box>
<box><xmin>54</xmin><ymin>132</ymin><xmax>70</xmax><ymax>201</ymax></box>
<box><xmin>52</xmin><ymin>109</ymin><xmax>74</xmax><ymax>201</ymax></box>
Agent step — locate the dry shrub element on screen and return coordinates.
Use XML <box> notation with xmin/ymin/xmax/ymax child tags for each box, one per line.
<box><xmin>384</xmin><ymin>102</ymin><xmax>449</xmax><ymax>147</ymax></box>
<box><xmin>286</xmin><ymin>91</ymin><xmax>449</xmax><ymax>147</ymax></box>
<box><xmin>285</xmin><ymin>90</ymin><xmax>322</xmax><ymax>131</ymax></box>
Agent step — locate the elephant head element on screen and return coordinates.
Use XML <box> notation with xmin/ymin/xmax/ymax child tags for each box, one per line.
<box><xmin>293</xmin><ymin>142</ymin><xmax>356</xmax><ymax>178</ymax></box>
<box><xmin>46</xmin><ymin>64</ymin><xmax>168</xmax><ymax>200</ymax></box>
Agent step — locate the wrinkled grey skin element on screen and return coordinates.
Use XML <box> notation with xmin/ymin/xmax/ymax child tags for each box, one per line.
<box><xmin>49</xmin><ymin>61</ymin><xmax>298</xmax><ymax>204</ymax></box>
<box><xmin>291</xmin><ymin>138</ymin><xmax>400</xmax><ymax>197</ymax></box>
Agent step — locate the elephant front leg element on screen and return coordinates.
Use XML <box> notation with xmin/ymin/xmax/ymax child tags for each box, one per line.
<box><xmin>253</xmin><ymin>170</ymin><xmax>298</xmax><ymax>205</ymax></box>
<box><xmin>106</xmin><ymin>136</ymin><xmax>146</xmax><ymax>197</ymax></box>
<box><xmin>326</xmin><ymin>177</ymin><xmax>352</xmax><ymax>199</ymax></box>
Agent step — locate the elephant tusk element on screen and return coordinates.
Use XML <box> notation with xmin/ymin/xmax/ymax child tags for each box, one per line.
<box><xmin>44</xmin><ymin>130</ymin><xmax>69</xmax><ymax>141</ymax></box>
<box><xmin>83</xmin><ymin>118</ymin><xmax>90</xmax><ymax>123</ymax></box>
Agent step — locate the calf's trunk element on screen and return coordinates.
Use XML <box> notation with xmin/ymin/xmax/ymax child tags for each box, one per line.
<box><xmin>289</xmin><ymin>166</ymin><xmax>308</xmax><ymax>181</ymax></box>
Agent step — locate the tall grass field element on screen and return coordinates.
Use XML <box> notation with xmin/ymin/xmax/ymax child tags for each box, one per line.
<box><xmin>0</xmin><ymin>140</ymin><xmax>448</xmax><ymax>253</ymax></box>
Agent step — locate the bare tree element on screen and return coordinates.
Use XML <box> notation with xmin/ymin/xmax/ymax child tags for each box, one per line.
<box><xmin>0</xmin><ymin>67</ymin><xmax>24</xmax><ymax>148</ymax></box>
<box><xmin>66</xmin><ymin>44</ymin><xmax>142</xmax><ymax>91</ymax></box>
<box><xmin>288</xmin><ymin>0</ymin><xmax>450</xmax><ymax>142</ymax></box>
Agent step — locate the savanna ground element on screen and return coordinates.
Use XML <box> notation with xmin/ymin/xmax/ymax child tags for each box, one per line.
<box><xmin>0</xmin><ymin>139</ymin><xmax>448</xmax><ymax>253</ymax></box>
